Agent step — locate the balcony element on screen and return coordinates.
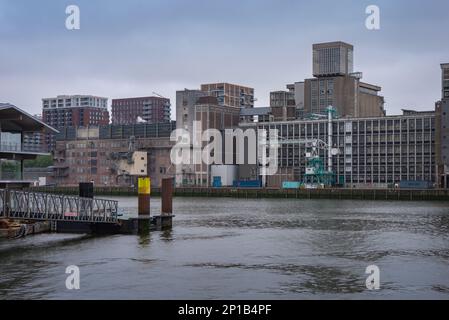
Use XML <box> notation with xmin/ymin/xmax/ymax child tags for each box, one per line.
<box><xmin>1</xmin><ymin>142</ymin><xmax>48</xmax><ymax>153</ymax></box>
<box><xmin>0</xmin><ymin>143</ymin><xmax>50</xmax><ymax>160</ymax></box>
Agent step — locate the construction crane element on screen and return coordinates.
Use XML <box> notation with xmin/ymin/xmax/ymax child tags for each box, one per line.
<box><xmin>152</xmin><ymin>91</ymin><xmax>167</xmax><ymax>99</ymax></box>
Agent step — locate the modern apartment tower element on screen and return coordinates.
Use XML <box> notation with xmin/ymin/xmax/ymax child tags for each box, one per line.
<box><xmin>42</xmin><ymin>95</ymin><xmax>109</xmax><ymax>127</ymax></box>
<box><xmin>200</xmin><ymin>83</ymin><xmax>254</xmax><ymax>109</ymax></box>
<box><xmin>111</xmin><ymin>96</ymin><xmax>171</xmax><ymax>125</ymax></box>
<box><xmin>42</xmin><ymin>95</ymin><xmax>109</xmax><ymax>151</ymax></box>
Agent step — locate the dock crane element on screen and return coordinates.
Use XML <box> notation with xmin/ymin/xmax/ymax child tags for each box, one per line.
<box><xmin>260</xmin><ymin>106</ymin><xmax>339</xmax><ymax>188</ymax></box>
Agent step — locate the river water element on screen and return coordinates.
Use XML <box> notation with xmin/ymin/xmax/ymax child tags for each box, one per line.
<box><xmin>1</xmin><ymin>197</ymin><xmax>449</xmax><ymax>300</ymax></box>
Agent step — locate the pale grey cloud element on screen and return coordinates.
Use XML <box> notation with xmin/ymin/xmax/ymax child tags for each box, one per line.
<box><xmin>0</xmin><ymin>0</ymin><xmax>448</xmax><ymax>118</ymax></box>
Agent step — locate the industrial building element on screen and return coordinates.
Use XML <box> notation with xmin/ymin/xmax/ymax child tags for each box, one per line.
<box><xmin>270</xmin><ymin>91</ymin><xmax>296</xmax><ymax>122</ymax></box>
<box><xmin>312</xmin><ymin>41</ymin><xmax>354</xmax><ymax>77</ymax></box>
<box><xmin>241</xmin><ymin>110</ymin><xmax>436</xmax><ymax>188</ymax></box>
<box><xmin>272</xmin><ymin>42</ymin><xmax>385</xmax><ymax>119</ymax></box>
<box><xmin>175</xmin><ymin>96</ymin><xmax>241</xmax><ymax>186</ymax></box>
<box><xmin>175</xmin><ymin>87</ymin><xmax>246</xmax><ymax>186</ymax></box>
<box><xmin>180</xmin><ymin>61</ymin><xmax>449</xmax><ymax>189</ymax></box>
<box><xmin>200</xmin><ymin>83</ymin><xmax>255</xmax><ymax>109</ymax></box>
<box><xmin>435</xmin><ymin>63</ymin><xmax>449</xmax><ymax>188</ymax></box>
<box><xmin>111</xmin><ymin>96</ymin><xmax>171</xmax><ymax>125</ymax></box>
<box><xmin>50</xmin><ymin>122</ymin><xmax>176</xmax><ymax>187</ymax></box>
<box><xmin>303</xmin><ymin>42</ymin><xmax>386</xmax><ymax>118</ymax></box>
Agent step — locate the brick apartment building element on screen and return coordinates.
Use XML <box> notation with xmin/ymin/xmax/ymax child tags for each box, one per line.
<box><xmin>42</xmin><ymin>95</ymin><xmax>109</xmax><ymax>151</ymax></box>
<box><xmin>111</xmin><ymin>96</ymin><xmax>171</xmax><ymax>125</ymax></box>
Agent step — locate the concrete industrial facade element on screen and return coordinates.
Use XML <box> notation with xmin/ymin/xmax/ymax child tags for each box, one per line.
<box><xmin>175</xmin><ymin>86</ymin><xmax>248</xmax><ymax>186</ymax></box>
<box><xmin>304</xmin><ymin>76</ymin><xmax>385</xmax><ymax>118</ymax></box>
<box><xmin>435</xmin><ymin>63</ymin><xmax>449</xmax><ymax>188</ymax></box>
<box><xmin>175</xmin><ymin>96</ymin><xmax>241</xmax><ymax>186</ymax></box>
<box><xmin>51</xmin><ymin>122</ymin><xmax>176</xmax><ymax>187</ymax></box>
<box><xmin>305</xmin><ymin>42</ymin><xmax>385</xmax><ymax>118</ymax></box>
<box><xmin>200</xmin><ymin>83</ymin><xmax>255</xmax><ymax>109</ymax></box>
<box><xmin>243</xmin><ymin>111</ymin><xmax>436</xmax><ymax>188</ymax></box>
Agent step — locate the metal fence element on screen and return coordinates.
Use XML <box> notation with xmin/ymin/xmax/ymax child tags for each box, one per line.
<box><xmin>0</xmin><ymin>189</ymin><xmax>118</xmax><ymax>223</ymax></box>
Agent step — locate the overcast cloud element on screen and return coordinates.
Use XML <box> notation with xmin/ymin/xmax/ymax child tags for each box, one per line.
<box><xmin>0</xmin><ymin>0</ymin><xmax>448</xmax><ymax>117</ymax></box>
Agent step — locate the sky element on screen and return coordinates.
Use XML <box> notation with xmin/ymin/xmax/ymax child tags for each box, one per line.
<box><xmin>0</xmin><ymin>0</ymin><xmax>448</xmax><ymax>118</ymax></box>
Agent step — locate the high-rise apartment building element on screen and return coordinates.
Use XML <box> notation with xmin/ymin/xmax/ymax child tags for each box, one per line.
<box><xmin>42</xmin><ymin>95</ymin><xmax>109</xmax><ymax>127</ymax></box>
<box><xmin>200</xmin><ymin>83</ymin><xmax>254</xmax><ymax>109</ymax></box>
<box><xmin>42</xmin><ymin>95</ymin><xmax>109</xmax><ymax>151</ymax></box>
<box><xmin>313</xmin><ymin>41</ymin><xmax>354</xmax><ymax>77</ymax></box>
<box><xmin>111</xmin><ymin>96</ymin><xmax>171</xmax><ymax>125</ymax></box>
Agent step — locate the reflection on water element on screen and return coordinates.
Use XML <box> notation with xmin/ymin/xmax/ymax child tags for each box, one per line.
<box><xmin>1</xmin><ymin>198</ymin><xmax>449</xmax><ymax>300</ymax></box>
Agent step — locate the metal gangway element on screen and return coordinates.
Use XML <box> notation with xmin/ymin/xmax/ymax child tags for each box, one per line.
<box><xmin>0</xmin><ymin>189</ymin><xmax>119</xmax><ymax>224</ymax></box>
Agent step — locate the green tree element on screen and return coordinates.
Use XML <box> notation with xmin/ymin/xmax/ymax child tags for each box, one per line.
<box><xmin>24</xmin><ymin>155</ymin><xmax>53</xmax><ymax>168</ymax></box>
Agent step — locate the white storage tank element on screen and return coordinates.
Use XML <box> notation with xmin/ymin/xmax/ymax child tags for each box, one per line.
<box><xmin>211</xmin><ymin>165</ymin><xmax>238</xmax><ymax>187</ymax></box>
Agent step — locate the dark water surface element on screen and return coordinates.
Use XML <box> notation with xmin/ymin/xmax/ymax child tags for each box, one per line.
<box><xmin>1</xmin><ymin>198</ymin><xmax>449</xmax><ymax>300</ymax></box>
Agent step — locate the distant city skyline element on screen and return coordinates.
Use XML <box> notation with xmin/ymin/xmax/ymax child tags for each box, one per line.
<box><xmin>0</xmin><ymin>0</ymin><xmax>448</xmax><ymax>118</ymax></box>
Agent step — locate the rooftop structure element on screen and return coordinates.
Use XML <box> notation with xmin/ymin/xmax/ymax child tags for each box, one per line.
<box><xmin>0</xmin><ymin>103</ymin><xmax>58</xmax><ymax>188</ymax></box>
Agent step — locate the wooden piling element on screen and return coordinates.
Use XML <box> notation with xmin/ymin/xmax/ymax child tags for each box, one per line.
<box><xmin>161</xmin><ymin>178</ymin><xmax>173</xmax><ymax>216</ymax></box>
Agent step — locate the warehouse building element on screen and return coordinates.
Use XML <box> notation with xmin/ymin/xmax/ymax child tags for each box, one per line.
<box><xmin>50</xmin><ymin>122</ymin><xmax>176</xmax><ymax>187</ymax></box>
<box><xmin>241</xmin><ymin>111</ymin><xmax>436</xmax><ymax>188</ymax></box>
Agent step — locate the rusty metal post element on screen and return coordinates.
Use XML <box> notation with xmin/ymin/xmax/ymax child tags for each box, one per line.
<box><xmin>154</xmin><ymin>178</ymin><xmax>174</xmax><ymax>230</ymax></box>
<box><xmin>161</xmin><ymin>178</ymin><xmax>173</xmax><ymax>216</ymax></box>
<box><xmin>138</xmin><ymin>178</ymin><xmax>151</xmax><ymax>217</ymax></box>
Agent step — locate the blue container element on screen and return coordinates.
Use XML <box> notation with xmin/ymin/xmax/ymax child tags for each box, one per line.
<box><xmin>212</xmin><ymin>176</ymin><xmax>222</xmax><ymax>188</ymax></box>
<box><xmin>233</xmin><ymin>180</ymin><xmax>262</xmax><ymax>188</ymax></box>
<box><xmin>399</xmin><ymin>180</ymin><xmax>433</xmax><ymax>189</ymax></box>
<box><xmin>282</xmin><ymin>181</ymin><xmax>301</xmax><ymax>189</ymax></box>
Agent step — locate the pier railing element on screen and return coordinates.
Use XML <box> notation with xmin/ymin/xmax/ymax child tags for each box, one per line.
<box><xmin>0</xmin><ymin>189</ymin><xmax>118</xmax><ymax>223</ymax></box>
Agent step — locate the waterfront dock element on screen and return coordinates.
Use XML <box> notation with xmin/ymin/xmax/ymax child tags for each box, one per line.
<box><xmin>30</xmin><ymin>186</ymin><xmax>449</xmax><ymax>202</ymax></box>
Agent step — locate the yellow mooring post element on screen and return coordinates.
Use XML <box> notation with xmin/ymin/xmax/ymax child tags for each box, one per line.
<box><xmin>138</xmin><ymin>177</ymin><xmax>151</xmax><ymax>233</ymax></box>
